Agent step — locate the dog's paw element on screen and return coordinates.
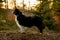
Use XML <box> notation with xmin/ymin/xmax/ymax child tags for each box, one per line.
<box><xmin>18</xmin><ymin>30</ymin><xmax>25</xmax><ymax>33</ymax></box>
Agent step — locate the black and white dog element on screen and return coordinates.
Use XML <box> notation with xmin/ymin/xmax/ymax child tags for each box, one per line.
<box><xmin>13</xmin><ymin>8</ymin><xmax>45</xmax><ymax>33</ymax></box>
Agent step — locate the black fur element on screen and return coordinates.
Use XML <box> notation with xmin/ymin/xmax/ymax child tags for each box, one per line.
<box><xmin>13</xmin><ymin>8</ymin><xmax>45</xmax><ymax>33</ymax></box>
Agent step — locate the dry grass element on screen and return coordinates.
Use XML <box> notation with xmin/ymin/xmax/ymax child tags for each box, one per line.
<box><xmin>0</xmin><ymin>30</ymin><xmax>60</xmax><ymax>40</ymax></box>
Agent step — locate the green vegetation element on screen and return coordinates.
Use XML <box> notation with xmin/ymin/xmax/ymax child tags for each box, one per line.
<box><xmin>32</xmin><ymin>0</ymin><xmax>59</xmax><ymax>31</ymax></box>
<box><xmin>0</xmin><ymin>8</ymin><xmax>18</xmax><ymax>30</ymax></box>
<box><xmin>0</xmin><ymin>0</ymin><xmax>60</xmax><ymax>32</ymax></box>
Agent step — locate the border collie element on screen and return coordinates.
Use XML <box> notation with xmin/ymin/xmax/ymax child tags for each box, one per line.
<box><xmin>13</xmin><ymin>8</ymin><xmax>45</xmax><ymax>33</ymax></box>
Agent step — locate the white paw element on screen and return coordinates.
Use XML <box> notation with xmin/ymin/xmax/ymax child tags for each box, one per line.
<box><xmin>18</xmin><ymin>29</ymin><xmax>25</xmax><ymax>33</ymax></box>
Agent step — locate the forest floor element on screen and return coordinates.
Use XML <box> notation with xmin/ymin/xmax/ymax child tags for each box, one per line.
<box><xmin>0</xmin><ymin>30</ymin><xmax>60</xmax><ymax>40</ymax></box>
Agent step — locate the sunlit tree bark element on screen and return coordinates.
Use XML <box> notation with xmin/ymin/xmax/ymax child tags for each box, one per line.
<box><xmin>22</xmin><ymin>0</ymin><xmax>24</xmax><ymax>9</ymax></box>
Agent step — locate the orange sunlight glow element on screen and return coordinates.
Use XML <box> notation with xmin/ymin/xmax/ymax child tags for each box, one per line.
<box><xmin>8</xmin><ymin>0</ymin><xmax>15</xmax><ymax>9</ymax></box>
<box><xmin>2</xmin><ymin>0</ymin><xmax>39</xmax><ymax>9</ymax></box>
<box><xmin>16</xmin><ymin>0</ymin><xmax>39</xmax><ymax>7</ymax></box>
<box><xmin>16</xmin><ymin>0</ymin><xmax>23</xmax><ymax>7</ymax></box>
<box><xmin>1</xmin><ymin>2</ymin><xmax>6</xmax><ymax>9</ymax></box>
<box><xmin>1</xmin><ymin>0</ymin><xmax>53</xmax><ymax>10</ymax></box>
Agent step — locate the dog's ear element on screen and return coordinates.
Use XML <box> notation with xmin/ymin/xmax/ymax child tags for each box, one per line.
<box><xmin>13</xmin><ymin>8</ymin><xmax>19</xmax><ymax>15</ymax></box>
<box><xmin>13</xmin><ymin>8</ymin><xmax>22</xmax><ymax>15</ymax></box>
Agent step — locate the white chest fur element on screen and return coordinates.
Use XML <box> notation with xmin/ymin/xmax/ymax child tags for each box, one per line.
<box><xmin>15</xmin><ymin>15</ymin><xmax>24</xmax><ymax>33</ymax></box>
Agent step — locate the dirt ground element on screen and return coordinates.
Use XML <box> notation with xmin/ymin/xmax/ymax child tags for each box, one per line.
<box><xmin>0</xmin><ymin>30</ymin><xmax>60</xmax><ymax>40</ymax></box>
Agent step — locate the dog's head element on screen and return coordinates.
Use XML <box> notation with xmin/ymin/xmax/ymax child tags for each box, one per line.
<box><xmin>13</xmin><ymin>8</ymin><xmax>22</xmax><ymax>16</ymax></box>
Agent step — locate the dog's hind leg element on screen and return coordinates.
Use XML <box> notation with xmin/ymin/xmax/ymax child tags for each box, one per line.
<box><xmin>37</xmin><ymin>26</ymin><xmax>43</xmax><ymax>33</ymax></box>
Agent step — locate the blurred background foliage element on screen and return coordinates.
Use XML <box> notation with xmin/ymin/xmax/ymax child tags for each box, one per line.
<box><xmin>32</xmin><ymin>0</ymin><xmax>60</xmax><ymax>32</ymax></box>
<box><xmin>0</xmin><ymin>0</ymin><xmax>18</xmax><ymax>30</ymax></box>
<box><xmin>0</xmin><ymin>0</ymin><xmax>60</xmax><ymax>32</ymax></box>
<box><xmin>0</xmin><ymin>8</ymin><xmax>18</xmax><ymax>30</ymax></box>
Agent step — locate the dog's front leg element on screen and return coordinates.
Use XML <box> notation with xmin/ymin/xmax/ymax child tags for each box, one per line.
<box><xmin>15</xmin><ymin>16</ymin><xmax>25</xmax><ymax>33</ymax></box>
<box><xmin>18</xmin><ymin>25</ymin><xmax>25</xmax><ymax>33</ymax></box>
